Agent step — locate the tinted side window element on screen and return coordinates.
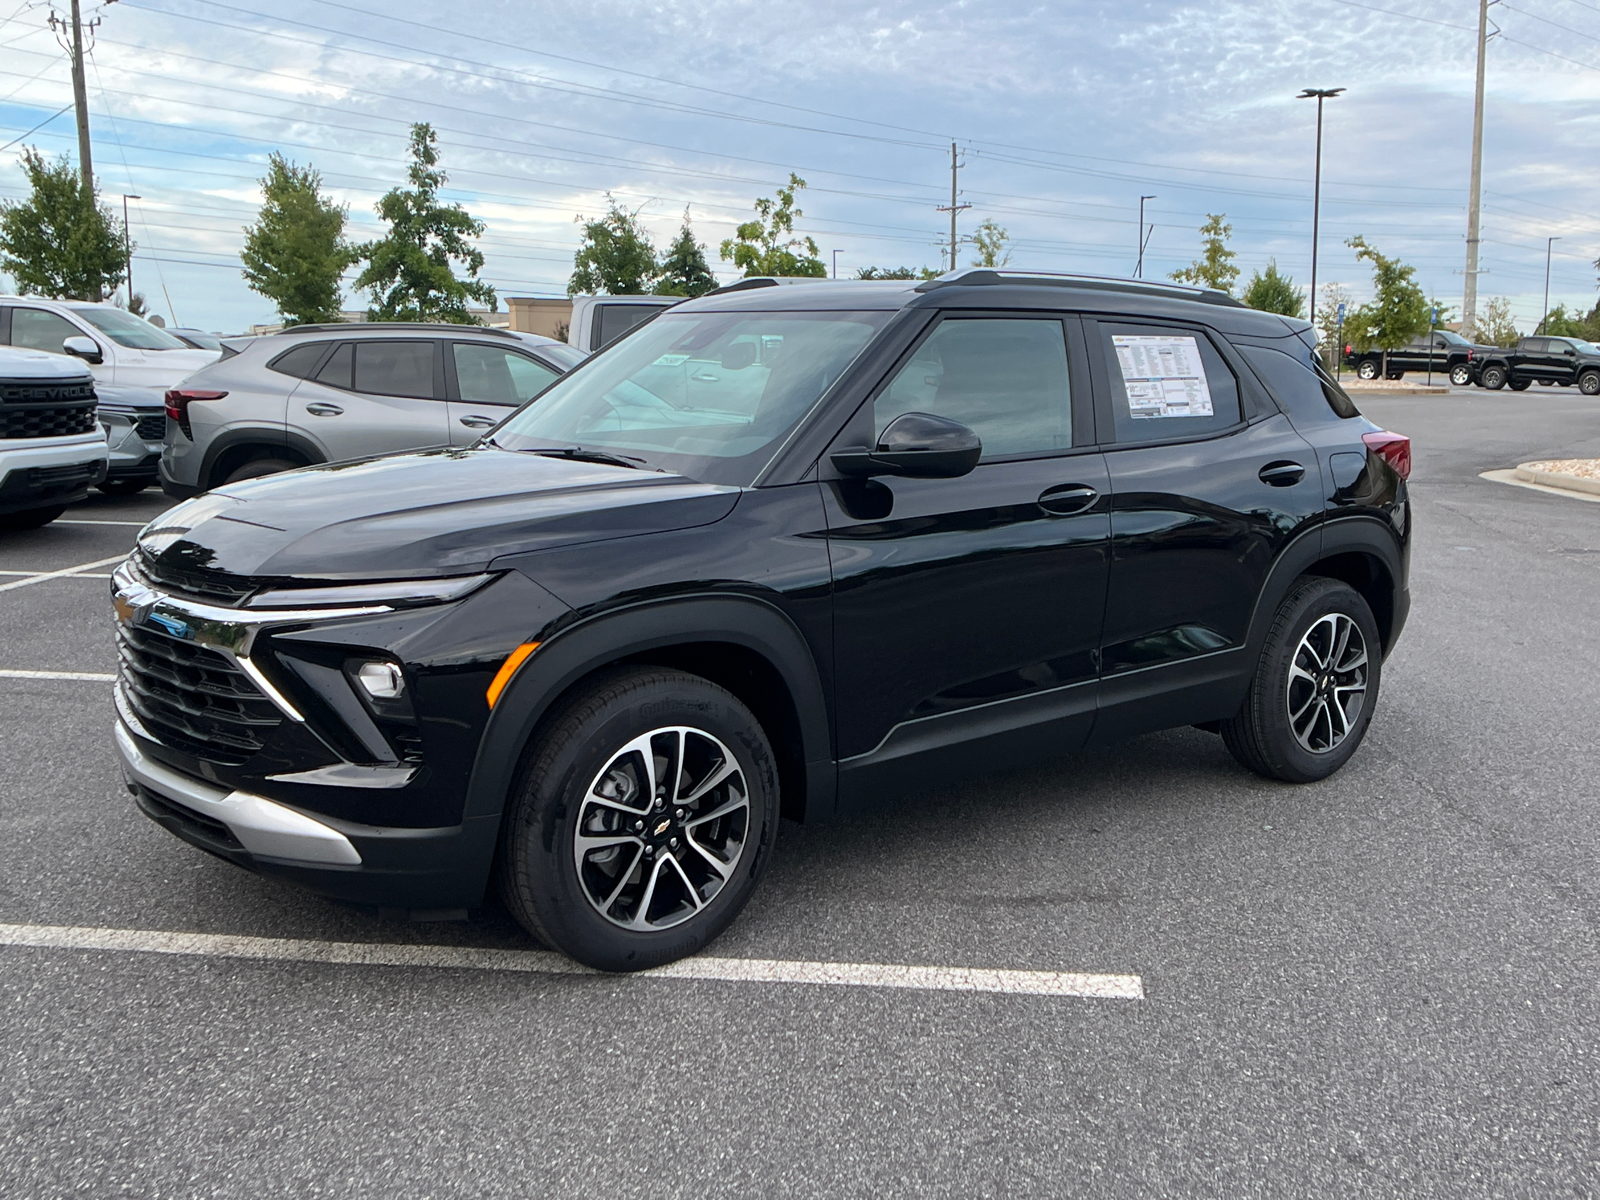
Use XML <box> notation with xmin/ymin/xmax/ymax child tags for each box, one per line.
<box><xmin>875</xmin><ymin>317</ymin><xmax>1072</xmax><ymax>459</ymax></box>
<box><xmin>595</xmin><ymin>305</ymin><xmax>659</xmax><ymax>350</ymax></box>
<box><xmin>1096</xmin><ymin>322</ymin><xmax>1241</xmax><ymax>443</ymax></box>
<box><xmin>268</xmin><ymin>343</ymin><xmax>330</xmax><ymax>379</ymax></box>
<box><xmin>11</xmin><ymin>308</ymin><xmax>84</xmax><ymax>355</ymax></box>
<box><xmin>353</xmin><ymin>340</ymin><xmax>436</xmax><ymax>399</ymax></box>
<box><xmin>453</xmin><ymin>343</ymin><xmax>558</xmax><ymax>405</ymax></box>
<box><xmin>1522</xmin><ymin>339</ymin><xmax>1548</xmax><ymax>353</ymax></box>
<box><xmin>1239</xmin><ymin>343</ymin><xmax>1361</xmax><ymax>423</ymax></box>
<box><xmin>314</xmin><ymin>342</ymin><xmax>353</xmax><ymax>388</ymax></box>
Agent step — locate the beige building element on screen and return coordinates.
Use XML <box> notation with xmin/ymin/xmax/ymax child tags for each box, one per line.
<box><xmin>505</xmin><ymin>297</ymin><xmax>573</xmax><ymax>341</ymax></box>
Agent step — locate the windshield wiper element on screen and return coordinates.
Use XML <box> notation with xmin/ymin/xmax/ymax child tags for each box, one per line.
<box><xmin>525</xmin><ymin>446</ymin><xmax>649</xmax><ymax>470</ymax></box>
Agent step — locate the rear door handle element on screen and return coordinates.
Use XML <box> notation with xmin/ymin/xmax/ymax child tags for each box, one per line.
<box><xmin>304</xmin><ymin>402</ymin><xmax>344</xmax><ymax>417</ymax></box>
<box><xmin>458</xmin><ymin>415</ymin><xmax>498</xmax><ymax>429</ymax></box>
<box><xmin>1258</xmin><ymin>461</ymin><xmax>1305</xmax><ymax>487</ymax></box>
<box><xmin>1037</xmin><ymin>484</ymin><xmax>1098</xmax><ymax>515</ymax></box>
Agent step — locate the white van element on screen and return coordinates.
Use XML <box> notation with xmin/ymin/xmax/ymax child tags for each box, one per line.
<box><xmin>0</xmin><ymin>346</ymin><xmax>109</xmax><ymax>530</ymax></box>
<box><xmin>0</xmin><ymin>298</ymin><xmax>219</xmax><ymax>388</ymax></box>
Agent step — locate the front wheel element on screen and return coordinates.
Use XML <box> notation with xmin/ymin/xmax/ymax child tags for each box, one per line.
<box><xmin>1222</xmin><ymin>577</ymin><xmax>1382</xmax><ymax>784</ymax></box>
<box><xmin>1480</xmin><ymin>365</ymin><xmax>1507</xmax><ymax>390</ymax></box>
<box><xmin>1579</xmin><ymin>370</ymin><xmax>1600</xmax><ymax>396</ymax></box>
<box><xmin>0</xmin><ymin>504</ymin><xmax>66</xmax><ymax>531</ymax></box>
<box><xmin>1449</xmin><ymin>364</ymin><xmax>1471</xmax><ymax>386</ymax></box>
<box><xmin>499</xmin><ymin>666</ymin><xmax>779</xmax><ymax>971</ymax></box>
<box><xmin>97</xmin><ymin>478</ymin><xmax>150</xmax><ymax>496</ymax></box>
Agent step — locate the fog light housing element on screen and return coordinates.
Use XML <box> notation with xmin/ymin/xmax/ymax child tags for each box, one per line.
<box><xmin>355</xmin><ymin>660</ymin><xmax>405</xmax><ymax>700</ymax></box>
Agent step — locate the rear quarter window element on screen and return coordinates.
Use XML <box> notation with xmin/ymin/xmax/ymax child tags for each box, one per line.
<box><xmin>1238</xmin><ymin>343</ymin><xmax>1361</xmax><ymax>422</ymax></box>
<box><xmin>268</xmin><ymin>343</ymin><xmax>330</xmax><ymax>379</ymax></box>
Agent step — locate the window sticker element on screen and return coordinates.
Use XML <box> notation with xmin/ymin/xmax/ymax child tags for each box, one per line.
<box><xmin>1112</xmin><ymin>334</ymin><xmax>1214</xmax><ymax>419</ymax></box>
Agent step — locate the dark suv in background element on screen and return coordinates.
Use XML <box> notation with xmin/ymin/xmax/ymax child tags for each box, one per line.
<box><xmin>1471</xmin><ymin>335</ymin><xmax>1600</xmax><ymax>394</ymax></box>
<box><xmin>112</xmin><ymin>269</ymin><xmax>1411</xmax><ymax>971</ymax></box>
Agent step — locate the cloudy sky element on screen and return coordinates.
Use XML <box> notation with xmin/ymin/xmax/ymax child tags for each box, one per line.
<box><xmin>0</xmin><ymin>0</ymin><xmax>1595</xmax><ymax>334</ymax></box>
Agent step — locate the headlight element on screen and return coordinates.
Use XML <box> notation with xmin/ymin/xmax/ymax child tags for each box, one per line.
<box><xmin>244</xmin><ymin>574</ymin><xmax>494</xmax><ymax>610</ymax></box>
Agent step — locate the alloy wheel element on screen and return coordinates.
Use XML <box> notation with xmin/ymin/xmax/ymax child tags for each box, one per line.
<box><xmin>1450</xmin><ymin>366</ymin><xmax>1470</xmax><ymax>386</ymax></box>
<box><xmin>572</xmin><ymin>726</ymin><xmax>750</xmax><ymax>931</ymax></box>
<box><xmin>1285</xmin><ymin>613</ymin><xmax>1369</xmax><ymax>754</ymax></box>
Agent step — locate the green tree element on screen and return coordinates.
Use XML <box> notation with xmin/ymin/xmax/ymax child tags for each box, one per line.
<box><xmin>1241</xmin><ymin>260</ymin><xmax>1304</xmax><ymax>317</ymax></box>
<box><xmin>855</xmin><ymin>265</ymin><xmax>939</xmax><ymax>280</ymax></box>
<box><xmin>569</xmin><ymin>196</ymin><xmax>657</xmax><ymax>296</ymax></box>
<box><xmin>1315</xmin><ymin>281</ymin><xmax>1354</xmax><ymax>365</ymax></box>
<box><xmin>1170</xmin><ymin>214</ymin><xmax>1238</xmax><ymax>294</ymax></box>
<box><xmin>652</xmin><ymin>211</ymin><xmax>716</xmax><ymax>297</ymax></box>
<box><xmin>241</xmin><ymin>152</ymin><xmax>354</xmax><ymax>326</ymax></box>
<box><xmin>720</xmin><ymin>174</ymin><xmax>826</xmax><ymax>278</ymax></box>
<box><xmin>969</xmin><ymin>218</ymin><xmax>1011</xmax><ymax>268</ymax></box>
<box><xmin>1476</xmin><ymin>297</ymin><xmax>1520</xmax><ymax>347</ymax></box>
<box><xmin>1538</xmin><ymin>303</ymin><xmax>1588</xmax><ymax>338</ymax></box>
<box><xmin>1344</xmin><ymin>236</ymin><xmax>1430</xmax><ymax>372</ymax></box>
<box><xmin>352</xmin><ymin>124</ymin><xmax>496</xmax><ymax>323</ymax></box>
<box><xmin>0</xmin><ymin>147</ymin><xmax>128</xmax><ymax>301</ymax></box>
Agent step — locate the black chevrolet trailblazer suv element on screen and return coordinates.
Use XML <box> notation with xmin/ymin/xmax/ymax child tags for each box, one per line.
<box><xmin>111</xmin><ymin>270</ymin><xmax>1412</xmax><ymax>971</ymax></box>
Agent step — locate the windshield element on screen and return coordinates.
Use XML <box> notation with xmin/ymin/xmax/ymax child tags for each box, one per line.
<box><xmin>1557</xmin><ymin>338</ymin><xmax>1600</xmax><ymax>354</ymax></box>
<box><xmin>68</xmin><ymin>306</ymin><xmax>188</xmax><ymax>350</ymax></box>
<box><xmin>174</xmin><ymin>329</ymin><xmax>224</xmax><ymax>351</ymax></box>
<box><xmin>493</xmin><ymin>309</ymin><xmax>890</xmax><ymax>484</ymax></box>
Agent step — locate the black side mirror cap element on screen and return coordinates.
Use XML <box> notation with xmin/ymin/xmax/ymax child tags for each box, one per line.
<box><xmin>62</xmin><ymin>335</ymin><xmax>103</xmax><ymax>365</ymax></box>
<box><xmin>831</xmin><ymin>411</ymin><xmax>982</xmax><ymax>480</ymax></box>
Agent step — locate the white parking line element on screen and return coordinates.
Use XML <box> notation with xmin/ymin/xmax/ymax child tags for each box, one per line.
<box><xmin>0</xmin><ymin>555</ymin><xmax>125</xmax><ymax>593</ymax></box>
<box><xmin>0</xmin><ymin>669</ymin><xmax>115</xmax><ymax>681</ymax></box>
<box><xmin>0</xmin><ymin>570</ymin><xmax>111</xmax><ymax>578</ymax></box>
<box><xmin>0</xmin><ymin>923</ymin><xmax>1144</xmax><ymax>1000</ymax></box>
<box><xmin>57</xmin><ymin>519</ymin><xmax>150</xmax><ymax>527</ymax></box>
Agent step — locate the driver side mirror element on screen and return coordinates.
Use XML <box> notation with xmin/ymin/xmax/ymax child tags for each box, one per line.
<box><xmin>62</xmin><ymin>335</ymin><xmax>103</xmax><ymax>365</ymax></box>
<box><xmin>831</xmin><ymin>411</ymin><xmax>982</xmax><ymax>480</ymax></box>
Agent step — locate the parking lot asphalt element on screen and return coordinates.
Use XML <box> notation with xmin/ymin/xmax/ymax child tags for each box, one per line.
<box><xmin>3</xmin><ymin>384</ymin><xmax>1599</xmax><ymax>1197</ymax></box>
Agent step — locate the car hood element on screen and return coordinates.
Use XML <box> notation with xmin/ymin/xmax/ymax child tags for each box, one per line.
<box><xmin>137</xmin><ymin>447</ymin><xmax>741</xmax><ymax>580</ymax></box>
<box><xmin>94</xmin><ymin>382</ymin><xmax>166</xmax><ymax>412</ymax></box>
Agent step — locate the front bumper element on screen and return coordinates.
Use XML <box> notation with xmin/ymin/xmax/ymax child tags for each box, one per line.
<box><xmin>0</xmin><ymin>432</ymin><xmax>109</xmax><ymax>514</ymax></box>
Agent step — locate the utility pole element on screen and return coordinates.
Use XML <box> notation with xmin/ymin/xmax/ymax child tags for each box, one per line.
<box><xmin>122</xmin><ymin>193</ymin><xmax>139</xmax><ymax>307</ymax></box>
<box><xmin>935</xmin><ymin>142</ymin><xmax>970</xmax><ymax>273</ymax></box>
<box><xmin>1462</xmin><ymin>0</ymin><xmax>1494</xmax><ymax>339</ymax></box>
<box><xmin>1539</xmin><ymin>236</ymin><xmax>1559</xmax><ymax>334</ymax></box>
<box><xmin>1136</xmin><ymin>195</ymin><xmax>1156</xmax><ymax>278</ymax></box>
<box><xmin>51</xmin><ymin>0</ymin><xmax>102</xmax><ymax>299</ymax></box>
<box><xmin>1298</xmin><ymin>88</ymin><xmax>1344</xmax><ymax>328</ymax></box>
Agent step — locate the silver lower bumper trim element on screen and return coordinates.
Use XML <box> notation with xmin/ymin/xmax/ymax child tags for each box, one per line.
<box><xmin>115</xmin><ymin>721</ymin><xmax>362</xmax><ymax>866</ymax></box>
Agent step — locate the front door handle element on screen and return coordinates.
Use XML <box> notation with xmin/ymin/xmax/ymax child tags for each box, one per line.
<box><xmin>304</xmin><ymin>402</ymin><xmax>344</xmax><ymax>417</ymax></box>
<box><xmin>1258</xmin><ymin>461</ymin><xmax>1305</xmax><ymax>487</ymax></box>
<box><xmin>1037</xmin><ymin>483</ymin><xmax>1098</xmax><ymax>515</ymax></box>
<box><xmin>458</xmin><ymin>415</ymin><xmax>498</xmax><ymax>429</ymax></box>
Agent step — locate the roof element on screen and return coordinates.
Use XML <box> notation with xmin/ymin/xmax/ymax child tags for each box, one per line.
<box><xmin>273</xmin><ymin>321</ymin><xmax>521</xmax><ymax>340</ymax></box>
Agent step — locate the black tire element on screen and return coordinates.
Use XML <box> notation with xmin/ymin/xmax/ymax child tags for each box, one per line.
<box><xmin>0</xmin><ymin>504</ymin><xmax>66</xmax><ymax>531</ymax></box>
<box><xmin>1480</xmin><ymin>365</ymin><xmax>1507</xmax><ymax>390</ymax></box>
<box><xmin>1579</xmin><ymin>370</ymin><xmax>1600</xmax><ymax>396</ymax></box>
<box><xmin>498</xmin><ymin>666</ymin><xmax>779</xmax><ymax>971</ymax></box>
<box><xmin>1509</xmin><ymin>379</ymin><xmax>1531</xmax><ymax>392</ymax></box>
<box><xmin>222</xmin><ymin>458</ymin><xmax>299</xmax><ymax>485</ymax></box>
<box><xmin>1356</xmin><ymin>360</ymin><xmax>1380</xmax><ymax>381</ymax></box>
<box><xmin>1449</xmin><ymin>364</ymin><xmax>1471</xmax><ymax>386</ymax></box>
<box><xmin>1221</xmin><ymin>577</ymin><xmax>1382</xmax><ymax>784</ymax></box>
<box><xmin>96</xmin><ymin>478</ymin><xmax>150</xmax><ymax>496</ymax></box>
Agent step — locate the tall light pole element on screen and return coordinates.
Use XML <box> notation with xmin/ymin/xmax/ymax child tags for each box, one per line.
<box><xmin>831</xmin><ymin>249</ymin><xmax>840</xmax><ymax>280</ymax></box>
<box><xmin>1539</xmin><ymin>236</ymin><xmax>1559</xmax><ymax>334</ymax></box>
<box><xmin>121</xmin><ymin>193</ymin><xmax>140</xmax><ymax>309</ymax></box>
<box><xmin>1298</xmin><ymin>87</ymin><xmax>1344</xmax><ymax>327</ymax></box>
<box><xmin>1136</xmin><ymin>195</ymin><xmax>1156</xmax><ymax>278</ymax></box>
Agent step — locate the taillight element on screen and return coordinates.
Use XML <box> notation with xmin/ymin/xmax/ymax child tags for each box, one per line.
<box><xmin>163</xmin><ymin>389</ymin><xmax>227</xmax><ymax>440</ymax></box>
<box><xmin>1362</xmin><ymin>430</ymin><xmax>1411</xmax><ymax>481</ymax></box>
<box><xmin>1344</xmin><ymin>343</ymin><xmax>1352</xmax><ymax>355</ymax></box>
<box><xmin>1467</xmin><ymin>349</ymin><xmax>1474</xmax><ymax>360</ymax></box>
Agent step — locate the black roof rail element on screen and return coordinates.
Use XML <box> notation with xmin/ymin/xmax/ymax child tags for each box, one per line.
<box><xmin>274</xmin><ymin>321</ymin><xmax>519</xmax><ymax>338</ymax></box>
<box><xmin>705</xmin><ymin>276</ymin><xmax>840</xmax><ymax>297</ymax></box>
<box><xmin>913</xmin><ymin>267</ymin><xmax>1246</xmax><ymax>308</ymax></box>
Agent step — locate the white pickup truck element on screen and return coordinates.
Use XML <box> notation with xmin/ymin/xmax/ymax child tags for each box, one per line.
<box><xmin>0</xmin><ymin>298</ymin><xmax>218</xmax><ymax>388</ymax></box>
<box><xmin>0</xmin><ymin>346</ymin><xmax>109</xmax><ymax>530</ymax></box>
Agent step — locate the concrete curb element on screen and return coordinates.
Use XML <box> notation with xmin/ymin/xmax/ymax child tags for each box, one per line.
<box><xmin>1341</xmin><ymin>380</ymin><xmax>1451</xmax><ymax>394</ymax></box>
<box><xmin>1514</xmin><ymin>464</ymin><xmax>1600</xmax><ymax>497</ymax></box>
<box><xmin>1480</xmin><ymin>469</ymin><xmax>1600</xmax><ymax>503</ymax></box>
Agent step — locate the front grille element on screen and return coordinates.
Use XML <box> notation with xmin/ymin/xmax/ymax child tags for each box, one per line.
<box><xmin>134</xmin><ymin>785</ymin><xmax>246</xmax><ymax>854</ymax></box>
<box><xmin>0</xmin><ymin>380</ymin><xmax>96</xmax><ymax>404</ymax></box>
<box><xmin>1</xmin><ymin>404</ymin><xmax>97</xmax><ymax>439</ymax></box>
<box><xmin>117</xmin><ymin>624</ymin><xmax>283</xmax><ymax>766</ymax></box>
<box><xmin>135</xmin><ymin>414</ymin><xmax>166</xmax><ymax>440</ymax></box>
<box><xmin>133</xmin><ymin>552</ymin><xmax>258</xmax><ymax>607</ymax></box>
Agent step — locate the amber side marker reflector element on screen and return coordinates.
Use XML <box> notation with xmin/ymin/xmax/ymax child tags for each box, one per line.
<box><xmin>486</xmin><ymin>642</ymin><xmax>540</xmax><ymax>708</ymax></box>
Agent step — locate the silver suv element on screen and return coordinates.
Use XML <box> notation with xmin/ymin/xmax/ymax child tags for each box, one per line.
<box><xmin>160</xmin><ymin>323</ymin><xmax>586</xmax><ymax>496</ymax></box>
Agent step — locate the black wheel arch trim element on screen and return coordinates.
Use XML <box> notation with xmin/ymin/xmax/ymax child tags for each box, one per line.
<box><xmin>198</xmin><ymin>427</ymin><xmax>326</xmax><ymax>490</ymax></box>
<box><xmin>461</xmin><ymin>593</ymin><xmax>834</xmax><ymax>830</ymax></box>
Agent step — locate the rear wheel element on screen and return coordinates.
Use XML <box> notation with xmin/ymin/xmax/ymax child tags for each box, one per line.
<box><xmin>1579</xmin><ymin>370</ymin><xmax>1600</xmax><ymax>396</ymax></box>
<box><xmin>1356</xmin><ymin>360</ymin><xmax>1380</xmax><ymax>381</ymax></box>
<box><xmin>1510</xmin><ymin>379</ymin><xmax>1531</xmax><ymax>392</ymax></box>
<box><xmin>1449</xmin><ymin>364</ymin><xmax>1471</xmax><ymax>386</ymax></box>
<box><xmin>222</xmin><ymin>458</ymin><xmax>299</xmax><ymax>485</ymax></box>
<box><xmin>1222</xmin><ymin>577</ymin><xmax>1381</xmax><ymax>784</ymax></box>
<box><xmin>1480</xmin><ymin>365</ymin><xmax>1507</xmax><ymax>390</ymax></box>
<box><xmin>0</xmin><ymin>505</ymin><xmax>66</xmax><ymax>531</ymax></box>
<box><xmin>96</xmin><ymin>478</ymin><xmax>150</xmax><ymax>495</ymax></box>
<box><xmin>498</xmin><ymin>666</ymin><xmax>779</xmax><ymax>971</ymax></box>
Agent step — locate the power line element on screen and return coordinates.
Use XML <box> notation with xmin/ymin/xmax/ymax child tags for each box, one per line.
<box><xmin>0</xmin><ymin>100</ymin><xmax>71</xmax><ymax>152</ymax></box>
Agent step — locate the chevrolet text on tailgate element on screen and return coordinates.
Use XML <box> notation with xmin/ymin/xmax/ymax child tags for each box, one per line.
<box><xmin>112</xmin><ymin>269</ymin><xmax>1413</xmax><ymax>972</ymax></box>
